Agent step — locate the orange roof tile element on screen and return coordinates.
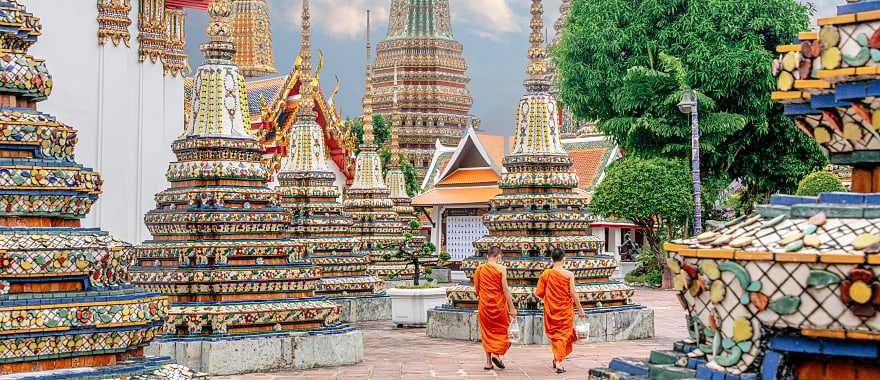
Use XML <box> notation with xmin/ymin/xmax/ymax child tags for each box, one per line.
<box><xmin>476</xmin><ymin>134</ymin><xmax>506</xmax><ymax>166</ymax></box>
<box><xmin>412</xmin><ymin>186</ymin><xmax>501</xmax><ymax>207</ymax></box>
<box><xmin>438</xmin><ymin>168</ymin><xmax>499</xmax><ymax>186</ymax></box>
<box><xmin>568</xmin><ymin>147</ymin><xmax>611</xmax><ymax>189</ymax></box>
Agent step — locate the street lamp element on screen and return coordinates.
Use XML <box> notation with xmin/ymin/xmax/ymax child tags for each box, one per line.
<box><xmin>678</xmin><ymin>88</ymin><xmax>702</xmax><ymax>235</ymax></box>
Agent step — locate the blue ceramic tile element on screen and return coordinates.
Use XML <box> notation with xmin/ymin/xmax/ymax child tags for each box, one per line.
<box><xmin>819</xmin><ymin>192</ymin><xmax>866</xmax><ymax>205</ymax></box>
<box><xmin>769</xmin><ymin>194</ymin><xmax>817</xmax><ymax>206</ymax></box>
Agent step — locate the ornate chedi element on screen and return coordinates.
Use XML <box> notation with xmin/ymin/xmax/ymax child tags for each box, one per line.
<box><xmin>590</xmin><ymin>2</ymin><xmax>880</xmax><ymax>379</ymax></box>
<box><xmin>447</xmin><ymin>0</ymin><xmax>634</xmax><ymax>312</ymax></box>
<box><xmin>277</xmin><ymin>0</ymin><xmax>382</xmax><ymax>297</ymax></box>
<box><xmin>230</xmin><ymin>0</ymin><xmax>275</xmax><ymax>78</ymax></box>
<box><xmin>385</xmin><ymin>110</ymin><xmax>430</xmax><ymax>255</ymax></box>
<box><xmin>0</xmin><ymin>1</ymin><xmax>171</xmax><ymax>376</ymax></box>
<box><xmin>131</xmin><ymin>0</ymin><xmax>342</xmax><ymax>337</ymax></box>
<box><xmin>343</xmin><ymin>13</ymin><xmax>407</xmax><ymax>279</ymax></box>
<box><xmin>372</xmin><ymin>0</ymin><xmax>474</xmax><ymax>180</ymax></box>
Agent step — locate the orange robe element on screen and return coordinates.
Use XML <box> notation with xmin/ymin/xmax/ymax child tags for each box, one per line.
<box><xmin>536</xmin><ymin>268</ymin><xmax>577</xmax><ymax>362</ymax></box>
<box><xmin>474</xmin><ymin>263</ymin><xmax>511</xmax><ymax>355</ymax></box>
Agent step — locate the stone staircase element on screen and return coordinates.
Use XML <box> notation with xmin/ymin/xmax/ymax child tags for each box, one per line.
<box><xmin>588</xmin><ymin>341</ymin><xmax>757</xmax><ymax>380</ymax></box>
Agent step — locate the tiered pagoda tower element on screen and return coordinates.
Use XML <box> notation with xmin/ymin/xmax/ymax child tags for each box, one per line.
<box><xmin>0</xmin><ymin>1</ymin><xmax>170</xmax><ymax>376</ymax></box>
<box><xmin>131</xmin><ymin>0</ymin><xmax>341</xmax><ymax>337</ymax></box>
<box><xmin>277</xmin><ymin>0</ymin><xmax>383</xmax><ymax>297</ymax></box>
<box><xmin>344</xmin><ymin>12</ymin><xmax>408</xmax><ymax>279</ymax></box>
<box><xmin>447</xmin><ymin>0</ymin><xmax>634</xmax><ymax>310</ymax></box>
<box><xmin>372</xmin><ymin>0</ymin><xmax>474</xmax><ymax>180</ymax></box>
<box><xmin>230</xmin><ymin>0</ymin><xmax>276</xmax><ymax>78</ymax></box>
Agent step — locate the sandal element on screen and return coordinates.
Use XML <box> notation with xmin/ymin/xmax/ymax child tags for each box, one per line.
<box><xmin>483</xmin><ymin>366</ymin><xmax>493</xmax><ymax>371</ymax></box>
<box><xmin>491</xmin><ymin>356</ymin><xmax>505</xmax><ymax>369</ymax></box>
<box><xmin>556</xmin><ymin>367</ymin><xmax>566</xmax><ymax>374</ymax></box>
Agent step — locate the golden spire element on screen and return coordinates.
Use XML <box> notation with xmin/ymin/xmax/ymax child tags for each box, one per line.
<box><xmin>202</xmin><ymin>0</ymin><xmax>235</xmax><ymax>62</ymax></box>
<box><xmin>390</xmin><ymin>100</ymin><xmax>401</xmax><ymax>168</ymax></box>
<box><xmin>523</xmin><ymin>0</ymin><xmax>549</xmax><ymax>93</ymax></box>
<box><xmin>296</xmin><ymin>0</ymin><xmax>316</xmax><ymax>122</ymax></box>
<box><xmin>362</xmin><ymin>9</ymin><xmax>375</xmax><ymax>148</ymax></box>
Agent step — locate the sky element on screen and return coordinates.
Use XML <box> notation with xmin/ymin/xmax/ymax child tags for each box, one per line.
<box><xmin>184</xmin><ymin>0</ymin><xmax>840</xmax><ymax>138</ymax></box>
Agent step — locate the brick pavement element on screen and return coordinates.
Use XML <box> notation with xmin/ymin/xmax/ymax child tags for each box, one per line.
<box><xmin>217</xmin><ymin>287</ymin><xmax>685</xmax><ymax>380</ymax></box>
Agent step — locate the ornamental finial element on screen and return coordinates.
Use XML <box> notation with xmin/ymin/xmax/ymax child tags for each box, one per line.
<box><xmin>390</xmin><ymin>98</ymin><xmax>401</xmax><ymax>168</ymax></box>
<box><xmin>362</xmin><ymin>9</ymin><xmax>375</xmax><ymax>148</ymax></box>
<box><xmin>524</xmin><ymin>0</ymin><xmax>549</xmax><ymax>93</ymax></box>
<box><xmin>296</xmin><ymin>0</ymin><xmax>316</xmax><ymax>121</ymax></box>
<box><xmin>202</xmin><ymin>0</ymin><xmax>235</xmax><ymax>62</ymax></box>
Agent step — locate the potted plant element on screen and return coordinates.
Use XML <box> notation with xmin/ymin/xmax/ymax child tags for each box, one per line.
<box><xmin>386</xmin><ymin>220</ymin><xmax>447</xmax><ymax>327</ymax></box>
<box><xmin>430</xmin><ymin>250</ymin><xmax>453</xmax><ymax>283</ymax></box>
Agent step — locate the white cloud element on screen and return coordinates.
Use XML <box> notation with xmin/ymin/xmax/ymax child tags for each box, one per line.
<box><xmin>454</xmin><ymin>0</ymin><xmax>521</xmax><ymax>37</ymax></box>
<box><xmin>286</xmin><ymin>0</ymin><xmax>389</xmax><ymax>41</ymax></box>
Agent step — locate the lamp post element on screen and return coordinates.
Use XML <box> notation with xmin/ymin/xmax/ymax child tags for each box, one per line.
<box><xmin>678</xmin><ymin>88</ymin><xmax>702</xmax><ymax>235</ymax></box>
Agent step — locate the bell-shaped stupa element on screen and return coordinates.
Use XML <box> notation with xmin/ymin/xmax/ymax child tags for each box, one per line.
<box><xmin>343</xmin><ymin>11</ymin><xmax>408</xmax><ymax>279</ymax></box>
<box><xmin>0</xmin><ymin>1</ymin><xmax>171</xmax><ymax>376</ymax></box>
<box><xmin>131</xmin><ymin>0</ymin><xmax>342</xmax><ymax>337</ymax></box>
<box><xmin>448</xmin><ymin>0</ymin><xmax>634</xmax><ymax>311</ymax></box>
<box><xmin>277</xmin><ymin>0</ymin><xmax>383</xmax><ymax>297</ymax></box>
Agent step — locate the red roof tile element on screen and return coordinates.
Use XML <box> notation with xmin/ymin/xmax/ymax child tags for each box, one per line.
<box><xmin>568</xmin><ymin>147</ymin><xmax>610</xmax><ymax>189</ymax></box>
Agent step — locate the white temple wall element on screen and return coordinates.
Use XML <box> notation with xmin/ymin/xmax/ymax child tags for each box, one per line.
<box><xmin>29</xmin><ymin>1</ymin><xmax>184</xmax><ymax>244</ymax></box>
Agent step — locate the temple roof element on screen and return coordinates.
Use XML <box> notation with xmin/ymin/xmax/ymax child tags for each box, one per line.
<box><xmin>244</xmin><ymin>75</ymin><xmax>286</xmax><ymax>116</ymax></box>
<box><xmin>563</xmin><ymin>137</ymin><xmax>619</xmax><ymax>191</ymax></box>
<box><xmin>386</xmin><ymin>0</ymin><xmax>454</xmax><ymax>40</ymax></box>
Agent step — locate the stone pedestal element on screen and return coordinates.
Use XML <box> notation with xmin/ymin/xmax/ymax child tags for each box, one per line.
<box><xmin>146</xmin><ymin>328</ymin><xmax>363</xmax><ymax>375</ymax></box>
<box><xmin>426</xmin><ymin>306</ymin><xmax>654</xmax><ymax>344</ymax></box>
<box><xmin>331</xmin><ymin>294</ymin><xmax>392</xmax><ymax>322</ymax></box>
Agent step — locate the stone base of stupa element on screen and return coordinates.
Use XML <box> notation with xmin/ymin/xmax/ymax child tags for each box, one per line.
<box><xmin>426</xmin><ymin>305</ymin><xmax>654</xmax><ymax>344</ymax></box>
<box><xmin>145</xmin><ymin>327</ymin><xmax>363</xmax><ymax>375</ymax></box>
<box><xmin>331</xmin><ymin>294</ymin><xmax>391</xmax><ymax>321</ymax></box>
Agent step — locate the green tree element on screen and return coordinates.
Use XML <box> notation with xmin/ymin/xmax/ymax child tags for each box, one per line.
<box><xmin>556</xmin><ymin>0</ymin><xmax>827</xmax><ymax>217</ymax></box>
<box><xmin>344</xmin><ymin>114</ymin><xmax>390</xmax><ymax>154</ymax></box>
<box><xmin>796</xmin><ymin>170</ymin><xmax>846</xmax><ymax>196</ymax></box>
<box><xmin>590</xmin><ymin>157</ymin><xmax>693</xmax><ymax>288</ymax></box>
<box><xmin>388</xmin><ymin>220</ymin><xmax>436</xmax><ymax>285</ymax></box>
<box><xmin>379</xmin><ymin>149</ymin><xmax>421</xmax><ymax>196</ymax></box>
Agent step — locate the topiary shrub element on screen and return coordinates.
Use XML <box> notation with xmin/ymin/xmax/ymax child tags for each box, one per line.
<box><xmin>795</xmin><ymin>170</ymin><xmax>846</xmax><ymax>196</ymax></box>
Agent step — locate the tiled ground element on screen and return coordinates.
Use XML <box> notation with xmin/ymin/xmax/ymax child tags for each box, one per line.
<box><xmin>218</xmin><ymin>288</ymin><xmax>685</xmax><ymax>380</ymax></box>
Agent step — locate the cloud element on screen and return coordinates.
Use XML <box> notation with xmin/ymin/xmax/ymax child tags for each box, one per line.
<box><xmin>286</xmin><ymin>0</ymin><xmax>389</xmax><ymax>41</ymax></box>
<box><xmin>454</xmin><ymin>0</ymin><xmax>522</xmax><ymax>38</ymax></box>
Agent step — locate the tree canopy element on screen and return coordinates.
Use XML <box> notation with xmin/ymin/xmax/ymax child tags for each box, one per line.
<box><xmin>590</xmin><ymin>156</ymin><xmax>693</xmax><ymax>287</ymax></box>
<box><xmin>555</xmin><ymin>0</ymin><xmax>826</xmax><ymax>213</ymax></box>
<box><xmin>344</xmin><ymin>114</ymin><xmax>390</xmax><ymax>155</ymax></box>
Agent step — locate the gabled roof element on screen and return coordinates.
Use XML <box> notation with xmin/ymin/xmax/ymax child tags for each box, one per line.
<box><xmin>436</xmin><ymin>126</ymin><xmax>503</xmax><ymax>182</ymax></box>
<box><xmin>562</xmin><ymin>135</ymin><xmax>620</xmax><ymax>192</ymax></box>
<box><xmin>420</xmin><ymin>140</ymin><xmax>457</xmax><ymax>189</ymax></box>
<box><xmin>438</xmin><ymin>168</ymin><xmax>498</xmax><ymax>186</ymax></box>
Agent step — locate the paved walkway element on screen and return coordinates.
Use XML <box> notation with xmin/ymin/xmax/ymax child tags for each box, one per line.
<box><xmin>218</xmin><ymin>288</ymin><xmax>685</xmax><ymax>380</ymax></box>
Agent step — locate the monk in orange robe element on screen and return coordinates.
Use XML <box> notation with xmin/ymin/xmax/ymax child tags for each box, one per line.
<box><xmin>536</xmin><ymin>248</ymin><xmax>586</xmax><ymax>374</ymax></box>
<box><xmin>473</xmin><ymin>246</ymin><xmax>517</xmax><ymax>370</ymax></box>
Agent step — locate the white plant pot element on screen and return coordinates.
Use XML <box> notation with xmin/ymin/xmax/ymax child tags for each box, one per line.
<box><xmin>386</xmin><ymin>287</ymin><xmax>447</xmax><ymax>326</ymax></box>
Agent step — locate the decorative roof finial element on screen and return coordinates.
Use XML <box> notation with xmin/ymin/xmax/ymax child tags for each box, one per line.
<box><xmin>362</xmin><ymin>9</ymin><xmax>375</xmax><ymax>148</ymax></box>
<box><xmin>523</xmin><ymin>0</ymin><xmax>549</xmax><ymax>93</ymax></box>
<box><xmin>202</xmin><ymin>0</ymin><xmax>235</xmax><ymax>62</ymax></box>
<box><xmin>296</xmin><ymin>0</ymin><xmax>316</xmax><ymax>122</ymax></box>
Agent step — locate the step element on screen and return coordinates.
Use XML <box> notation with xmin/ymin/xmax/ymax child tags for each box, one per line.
<box><xmin>609</xmin><ymin>357</ymin><xmax>650</xmax><ymax>377</ymax></box>
<box><xmin>588</xmin><ymin>367</ymin><xmax>648</xmax><ymax>380</ymax></box>
<box><xmin>649</xmin><ymin>350</ymin><xmax>687</xmax><ymax>366</ymax></box>
<box><xmin>648</xmin><ymin>364</ymin><xmax>697</xmax><ymax>380</ymax></box>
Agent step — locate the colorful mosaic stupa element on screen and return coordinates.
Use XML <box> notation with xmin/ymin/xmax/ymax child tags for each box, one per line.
<box><xmin>0</xmin><ymin>1</ymin><xmax>171</xmax><ymax>376</ymax></box>
<box><xmin>447</xmin><ymin>0</ymin><xmax>634</xmax><ymax>311</ymax></box>
<box><xmin>343</xmin><ymin>13</ymin><xmax>407</xmax><ymax>280</ymax></box>
<box><xmin>385</xmin><ymin>109</ymin><xmax>432</xmax><ymax>257</ymax></box>
<box><xmin>131</xmin><ymin>0</ymin><xmax>342</xmax><ymax>337</ymax></box>
<box><xmin>230</xmin><ymin>0</ymin><xmax>275</xmax><ymax>78</ymax></box>
<box><xmin>372</xmin><ymin>0</ymin><xmax>474</xmax><ymax>180</ymax></box>
<box><xmin>592</xmin><ymin>2</ymin><xmax>880</xmax><ymax>379</ymax></box>
<box><xmin>277</xmin><ymin>0</ymin><xmax>382</xmax><ymax>297</ymax></box>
